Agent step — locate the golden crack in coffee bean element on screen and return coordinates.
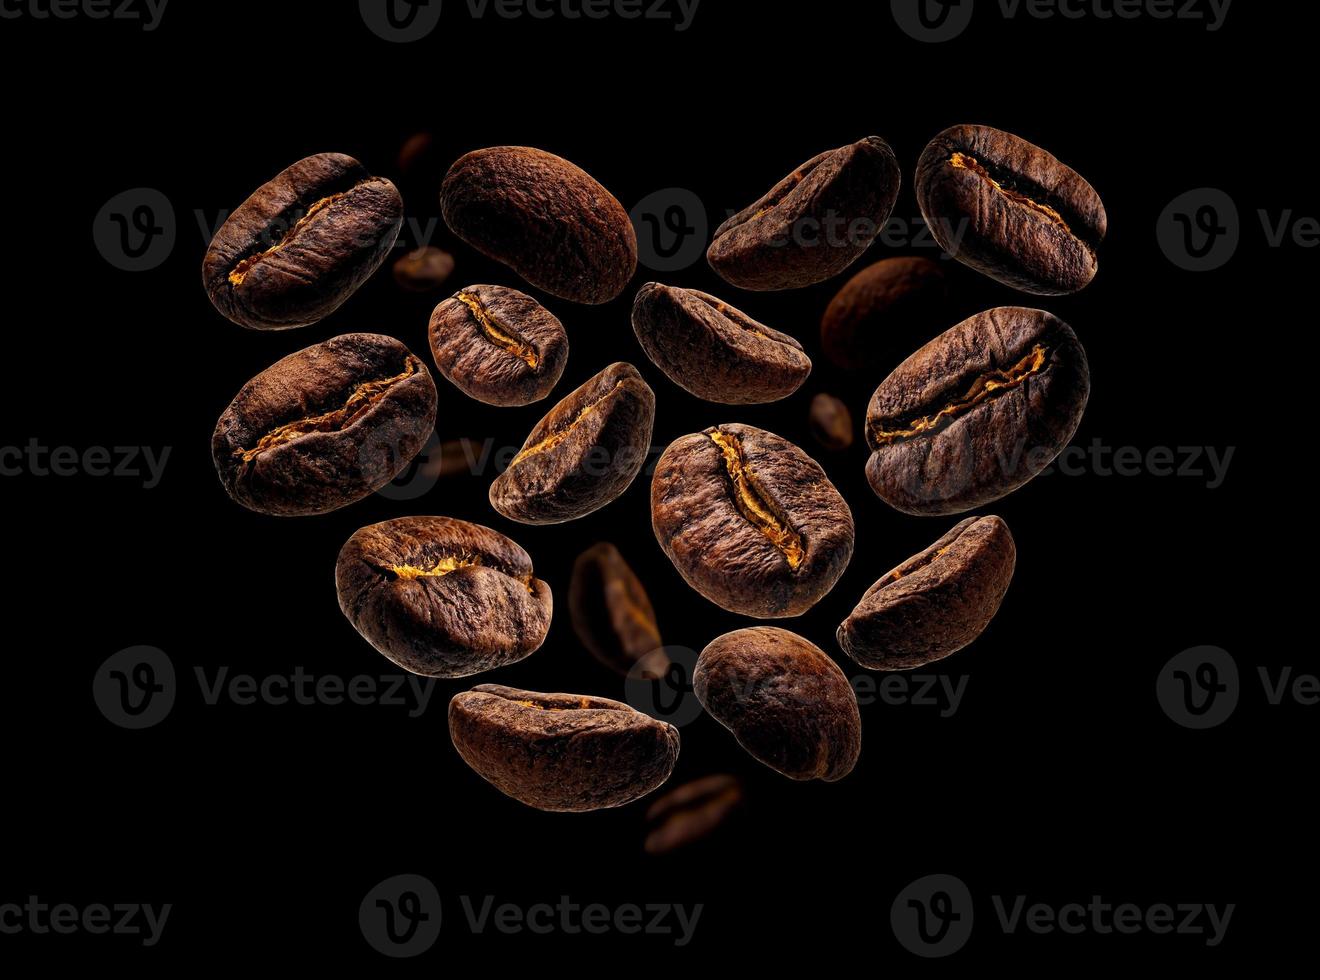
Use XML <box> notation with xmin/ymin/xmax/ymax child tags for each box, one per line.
<box><xmin>708</xmin><ymin>429</ymin><xmax>803</xmax><ymax>570</ymax></box>
<box><xmin>456</xmin><ymin>290</ymin><xmax>538</xmax><ymax>367</ymax></box>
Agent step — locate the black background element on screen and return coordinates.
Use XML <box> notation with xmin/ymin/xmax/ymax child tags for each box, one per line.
<box><xmin>1</xmin><ymin>0</ymin><xmax>1305</xmax><ymax>967</ymax></box>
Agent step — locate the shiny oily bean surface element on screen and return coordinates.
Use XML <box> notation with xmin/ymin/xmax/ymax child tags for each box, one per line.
<box><xmin>651</xmin><ymin>423</ymin><xmax>853</xmax><ymax>618</ymax></box>
<box><xmin>569</xmin><ymin>543</ymin><xmax>669</xmax><ymax>679</ymax></box>
<box><xmin>707</xmin><ymin>137</ymin><xmax>900</xmax><ymax>291</ymax></box>
<box><xmin>441</xmin><ymin>146</ymin><xmax>638</xmax><ymax>304</ymax></box>
<box><xmin>203</xmin><ymin>153</ymin><xmax>403</xmax><ymax>330</ymax></box>
<box><xmin>631</xmin><ymin>283</ymin><xmax>811</xmax><ymax>404</ymax></box>
<box><xmin>336</xmin><ymin>517</ymin><xmax>553</xmax><ymax>679</ymax></box>
<box><xmin>695</xmin><ymin>628</ymin><xmax>861</xmax><ymax>782</ymax></box>
<box><xmin>838</xmin><ymin>516</ymin><xmax>1015</xmax><ymax>670</ymax></box>
<box><xmin>490</xmin><ymin>362</ymin><xmax>655</xmax><ymax>525</ymax></box>
<box><xmin>429</xmin><ymin>284</ymin><xmax>569</xmax><ymax>407</ymax></box>
<box><xmin>916</xmin><ymin>125</ymin><xmax>1106</xmax><ymax>295</ymax></box>
<box><xmin>865</xmin><ymin>307</ymin><xmax>1089</xmax><ymax>516</ymax></box>
<box><xmin>211</xmin><ymin>333</ymin><xmax>437</xmax><ymax>517</ymax></box>
<box><xmin>449</xmin><ymin>685</ymin><xmax>680</xmax><ymax>812</ymax></box>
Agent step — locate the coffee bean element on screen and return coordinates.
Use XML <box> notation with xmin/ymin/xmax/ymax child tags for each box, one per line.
<box><xmin>336</xmin><ymin>517</ymin><xmax>552</xmax><ymax>678</ymax></box>
<box><xmin>707</xmin><ymin>137</ymin><xmax>900</xmax><ymax>291</ymax></box>
<box><xmin>393</xmin><ymin>246</ymin><xmax>455</xmax><ymax>292</ymax></box>
<box><xmin>490</xmin><ymin>362</ymin><xmax>655</xmax><ymax>524</ymax></box>
<box><xmin>212</xmin><ymin>334</ymin><xmax>437</xmax><ymax>516</ymax></box>
<box><xmin>837</xmin><ymin>516</ymin><xmax>1015</xmax><ymax>670</ymax></box>
<box><xmin>396</xmin><ymin>132</ymin><xmax>437</xmax><ymax>181</ymax></box>
<box><xmin>441</xmin><ymin>146</ymin><xmax>637</xmax><ymax>305</ymax></box>
<box><xmin>569</xmin><ymin>543</ymin><xmax>669</xmax><ymax>679</ymax></box>
<box><xmin>418</xmin><ymin>438</ymin><xmax>481</xmax><ymax>481</ymax></box>
<box><xmin>865</xmin><ymin>307</ymin><xmax>1089</xmax><ymax>515</ymax></box>
<box><xmin>449</xmin><ymin>684</ymin><xmax>680</xmax><ymax>812</ymax></box>
<box><xmin>429</xmin><ymin>285</ymin><xmax>569</xmax><ymax>407</ymax></box>
<box><xmin>916</xmin><ymin>125</ymin><xmax>1106</xmax><ymax>295</ymax></box>
<box><xmin>694</xmin><ymin>628</ymin><xmax>861</xmax><ymax>782</ymax></box>
<box><xmin>631</xmin><ymin>283</ymin><xmax>811</xmax><ymax>404</ymax></box>
<box><xmin>820</xmin><ymin>256</ymin><xmax>952</xmax><ymax>372</ymax></box>
<box><xmin>643</xmin><ymin>774</ymin><xmax>743</xmax><ymax>855</ymax></box>
<box><xmin>809</xmin><ymin>394</ymin><xmax>853</xmax><ymax>452</ymax></box>
<box><xmin>651</xmin><ymin>423</ymin><xmax>854</xmax><ymax>618</ymax></box>
<box><xmin>203</xmin><ymin>153</ymin><xmax>403</xmax><ymax>330</ymax></box>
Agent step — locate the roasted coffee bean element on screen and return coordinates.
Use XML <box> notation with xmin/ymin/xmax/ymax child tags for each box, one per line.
<box><xmin>651</xmin><ymin>423</ymin><xmax>854</xmax><ymax>618</ymax></box>
<box><xmin>203</xmin><ymin>153</ymin><xmax>403</xmax><ymax>330</ymax></box>
<box><xmin>916</xmin><ymin>125</ymin><xmax>1106</xmax><ymax>295</ymax></box>
<box><xmin>644</xmin><ymin>774</ymin><xmax>743</xmax><ymax>855</ymax></box>
<box><xmin>865</xmin><ymin>308</ymin><xmax>1089</xmax><ymax>515</ymax></box>
<box><xmin>569</xmin><ymin>543</ymin><xmax>669</xmax><ymax>679</ymax></box>
<box><xmin>695</xmin><ymin>628</ymin><xmax>861</xmax><ymax>782</ymax></box>
<box><xmin>809</xmin><ymin>394</ymin><xmax>853</xmax><ymax>452</ymax></box>
<box><xmin>396</xmin><ymin>132</ymin><xmax>437</xmax><ymax>181</ymax></box>
<box><xmin>212</xmin><ymin>334</ymin><xmax>437</xmax><ymax>516</ymax></box>
<box><xmin>707</xmin><ymin>137</ymin><xmax>900</xmax><ymax>291</ymax></box>
<box><xmin>428</xmin><ymin>285</ymin><xmax>569</xmax><ymax>407</ymax></box>
<box><xmin>441</xmin><ymin>146</ymin><xmax>637</xmax><ymax>304</ymax></box>
<box><xmin>449</xmin><ymin>684</ymin><xmax>680</xmax><ymax>812</ymax></box>
<box><xmin>838</xmin><ymin>516</ymin><xmax>1015</xmax><ymax>670</ymax></box>
<box><xmin>336</xmin><ymin>517</ymin><xmax>552</xmax><ymax>678</ymax></box>
<box><xmin>631</xmin><ymin>283</ymin><xmax>811</xmax><ymax>404</ymax></box>
<box><xmin>820</xmin><ymin>257</ymin><xmax>952</xmax><ymax>372</ymax></box>
<box><xmin>490</xmin><ymin>362</ymin><xmax>655</xmax><ymax>524</ymax></box>
<box><xmin>418</xmin><ymin>438</ymin><xmax>482</xmax><ymax>481</ymax></box>
<box><xmin>393</xmin><ymin>246</ymin><xmax>455</xmax><ymax>292</ymax></box>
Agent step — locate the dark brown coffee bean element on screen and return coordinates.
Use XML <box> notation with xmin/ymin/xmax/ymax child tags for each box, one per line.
<box><xmin>396</xmin><ymin>132</ymin><xmax>436</xmax><ymax>180</ymax></box>
<box><xmin>651</xmin><ymin>424</ymin><xmax>854</xmax><ymax>618</ymax></box>
<box><xmin>449</xmin><ymin>684</ymin><xmax>680</xmax><ymax>811</ymax></box>
<box><xmin>203</xmin><ymin>153</ymin><xmax>403</xmax><ymax>330</ymax></box>
<box><xmin>865</xmin><ymin>307</ymin><xmax>1088</xmax><ymax>515</ymax></box>
<box><xmin>809</xmin><ymin>394</ymin><xmax>853</xmax><ymax>452</ymax></box>
<box><xmin>569</xmin><ymin>543</ymin><xmax>669</xmax><ymax>679</ymax></box>
<box><xmin>429</xmin><ymin>285</ymin><xmax>569</xmax><ymax>407</ymax></box>
<box><xmin>695</xmin><ymin>628</ymin><xmax>860</xmax><ymax>782</ymax></box>
<box><xmin>418</xmin><ymin>438</ymin><xmax>482</xmax><ymax>481</ymax></box>
<box><xmin>490</xmin><ymin>362</ymin><xmax>655</xmax><ymax>524</ymax></box>
<box><xmin>837</xmin><ymin>516</ymin><xmax>1015</xmax><ymax>671</ymax></box>
<box><xmin>643</xmin><ymin>774</ymin><xmax>743</xmax><ymax>855</ymax></box>
<box><xmin>707</xmin><ymin>137</ymin><xmax>900</xmax><ymax>291</ymax></box>
<box><xmin>212</xmin><ymin>334</ymin><xmax>437</xmax><ymax>517</ymax></box>
<box><xmin>631</xmin><ymin>283</ymin><xmax>811</xmax><ymax>404</ymax></box>
<box><xmin>393</xmin><ymin>246</ymin><xmax>455</xmax><ymax>292</ymax></box>
<box><xmin>336</xmin><ymin>517</ymin><xmax>552</xmax><ymax>678</ymax></box>
<box><xmin>441</xmin><ymin>146</ymin><xmax>637</xmax><ymax>305</ymax></box>
<box><xmin>820</xmin><ymin>257</ymin><xmax>952</xmax><ymax>372</ymax></box>
<box><xmin>916</xmin><ymin>125</ymin><xmax>1106</xmax><ymax>295</ymax></box>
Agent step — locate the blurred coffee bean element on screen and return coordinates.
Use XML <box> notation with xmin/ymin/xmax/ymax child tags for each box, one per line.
<box><xmin>393</xmin><ymin>246</ymin><xmax>455</xmax><ymax>292</ymax></box>
<box><xmin>569</xmin><ymin>543</ymin><xmax>669</xmax><ymax>679</ymax></box>
<box><xmin>644</xmin><ymin>774</ymin><xmax>743</xmax><ymax>855</ymax></box>
<box><xmin>820</xmin><ymin>257</ymin><xmax>951</xmax><ymax>372</ymax></box>
<box><xmin>809</xmin><ymin>394</ymin><xmax>853</xmax><ymax>452</ymax></box>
